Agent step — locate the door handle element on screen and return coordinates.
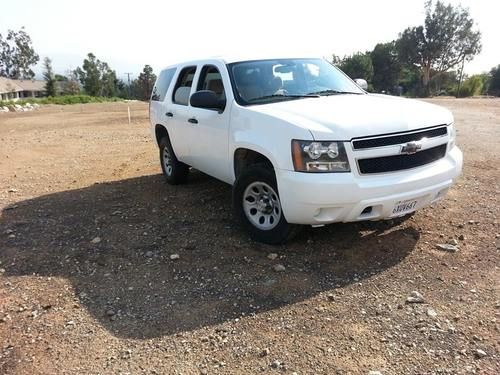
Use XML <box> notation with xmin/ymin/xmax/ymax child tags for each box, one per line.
<box><xmin>188</xmin><ymin>118</ymin><xmax>198</xmax><ymax>124</ymax></box>
<box><xmin>165</xmin><ymin>112</ymin><xmax>173</xmax><ymax>117</ymax></box>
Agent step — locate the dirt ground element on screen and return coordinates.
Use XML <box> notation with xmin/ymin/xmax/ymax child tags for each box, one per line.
<box><xmin>0</xmin><ymin>99</ymin><xmax>498</xmax><ymax>375</ymax></box>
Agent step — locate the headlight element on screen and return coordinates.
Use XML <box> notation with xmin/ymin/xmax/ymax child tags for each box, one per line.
<box><xmin>292</xmin><ymin>140</ymin><xmax>350</xmax><ymax>172</ymax></box>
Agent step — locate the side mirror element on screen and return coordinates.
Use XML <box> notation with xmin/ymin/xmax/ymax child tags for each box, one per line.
<box><xmin>190</xmin><ymin>90</ymin><xmax>225</xmax><ymax>111</ymax></box>
<box><xmin>354</xmin><ymin>78</ymin><xmax>368</xmax><ymax>90</ymax></box>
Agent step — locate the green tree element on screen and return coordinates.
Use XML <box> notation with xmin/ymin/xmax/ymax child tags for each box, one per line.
<box><xmin>477</xmin><ymin>73</ymin><xmax>490</xmax><ymax>95</ymax></box>
<box><xmin>429</xmin><ymin>70</ymin><xmax>457</xmax><ymax>95</ymax></box>
<box><xmin>489</xmin><ymin>65</ymin><xmax>500</xmax><ymax>96</ymax></box>
<box><xmin>135</xmin><ymin>65</ymin><xmax>157</xmax><ymax>101</ymax></box>
<box><xmin>396</xmin><ymin>0</ymin><xmax>481</xmax><ymax>95</ymax></box>
<box><xmin>115</xmin><ymin>79</ymin><xmax>129</xmax><ymax>99</ymax></box>
<box><xmin>331</xmin><ymin>54</ymin><xmax>342</xmax><ymax>66</ymax></box>
<box><xmin>398</xmin><ymin>66</ymin><xmax>421</xmax><ymax>96</ymax></box>
<box><xmin>75</xmin><ymin>53</ymin><xmax>101</xmax><ymax>96</ymax></box>
<box><xmin>99</xmin><ymin>62</ymin><xmax>118</xmax><ymax>97</ymax></box>
<box><xmin>75</xmin><ymin>53</ymin><xmax>118</xmax><ymax>97</ymax></box>
<box><xmin>0</xmin><ymin>27</ymin><xmax>39</xmax><ymax>79</ymax></box>
<box><xmin>64</xmin><ymin>70</ymin><xmax>80</xmax><ymax>95</ymax></box>
<box><xmin>370</xmin><ymin>42</ymin><xmax>401</xmax><ymax>92</ymax></box>
<box><xmin>75</xmin><ymin>53</ymin><xmax>102</xmax><ymax>96</ymax></box>
<box><xmin>43</xmin><ymin>57</ymin><xmax>57</xmax><ymax>96</ymax></box>
<box><xmin>54</xmin><ymin>74</ymin><xmax>68</xmax><ymax>81</ymax></box>
<box><xmin>458</xmin><ymin>74</ymin><xmax>484</xmax><ymax>97</ymax></box>
<box><xmin>338</xmin><ymin>53</ymin><xmax>373</xmax><ymax>82</ymax></box>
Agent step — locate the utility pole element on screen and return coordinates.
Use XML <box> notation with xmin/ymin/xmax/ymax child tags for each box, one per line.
<box><xmin>125</xmin><ymin>72</ymin><xmax>133</xmax><ymax>99</ymax></box>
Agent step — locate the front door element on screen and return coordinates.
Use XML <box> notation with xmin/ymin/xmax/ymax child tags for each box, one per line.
<box><xmin>169</xmin><ymin>65</ymin><xmax>197</xmax><ymax>164</ymax></box>
<box><xmin>187</xmin><ymin>64</ymin><xmax>231</xmax><ymax>183</ymax></box>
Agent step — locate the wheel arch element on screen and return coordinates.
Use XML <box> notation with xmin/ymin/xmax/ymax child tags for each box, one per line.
<box><xmin>155</xmin><ymin>124</ymin><xmax>169</xmax><ymax>146</ymax></box>
<box><xmin>233</xmin><ymin>147</ymin><xmax>277</xmax><ymax>180</ymax></box>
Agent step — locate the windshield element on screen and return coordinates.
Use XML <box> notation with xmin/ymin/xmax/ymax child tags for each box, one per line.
<box><xmin>228</xmin><ymin>58</ymin><xmax>364</xmax><ymax>105</ymax></box>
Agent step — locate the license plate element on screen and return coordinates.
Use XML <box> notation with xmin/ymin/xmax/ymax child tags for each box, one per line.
<box><xmin>391</xmin><ymin>199</ymin><xmax>419</xmax><ymax>217</ymax></box>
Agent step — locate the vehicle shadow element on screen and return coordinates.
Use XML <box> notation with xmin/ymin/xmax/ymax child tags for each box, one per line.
<box><xmin>0</xmin><ymin>172</ymin><xmax>419</xmax><ymax>339</ymax></box>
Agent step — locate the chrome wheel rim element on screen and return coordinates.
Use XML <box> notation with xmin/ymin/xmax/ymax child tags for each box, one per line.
<box><xmin>243</xmin><ymin>182</ymin><xmax>281</xmax><ymax>230</ymax></box>
<box><xmin>162</xmin><ymin>147</ymin><xmax>173</xmax><ymax>176</ymax></box>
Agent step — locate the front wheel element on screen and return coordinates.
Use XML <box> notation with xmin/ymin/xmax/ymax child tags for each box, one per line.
<box><xmin>233</xmin><ymin>165</ymin><xmax>299</xmax><ymax>244</ymax></box>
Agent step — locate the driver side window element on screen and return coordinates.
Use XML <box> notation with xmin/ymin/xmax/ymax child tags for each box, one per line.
<box><xmin>197</xmin><ymin>65</ymin><xmax>226</xmax><ymax>102</ymax></box>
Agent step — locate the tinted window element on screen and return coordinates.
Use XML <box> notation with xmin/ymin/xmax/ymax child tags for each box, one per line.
<box><xmin>151</xmin><ymin>68</ymin><xmax>176</xmax><ymax>101</ymax></box>
<box><xmin>172</xmin><ymin>66</ymin><xmax>197</xmax><ymax>105</ymax></box>
<box><xmin>197</xmin><ymin>65</ymin><xmax>226</xmax><ymax>101</ymax></box>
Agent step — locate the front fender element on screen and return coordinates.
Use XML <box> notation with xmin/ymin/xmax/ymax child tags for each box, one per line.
<box><xmin>230</xmin><ymin>107</ymin><xmax>313</xmax><ymax>181</ymax></box>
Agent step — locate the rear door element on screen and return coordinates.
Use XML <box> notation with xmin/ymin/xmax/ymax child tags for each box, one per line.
<box><xmin>187</xmin><ymin>63</ymin><xmax>232</xmax><ymax>182</ymax></box>
<box><xmin>149</xmin><ymin>67</ymin><xmax>176</xmax><ymax>131</ymax></box>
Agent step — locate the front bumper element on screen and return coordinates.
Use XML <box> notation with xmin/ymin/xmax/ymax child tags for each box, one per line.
<box><xmin>277</xmin><ymin>146</ymin><xmax>463</xmax><ymax>225</ymax></box>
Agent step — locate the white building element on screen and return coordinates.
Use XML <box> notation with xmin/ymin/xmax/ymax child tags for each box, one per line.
<box><xmin>0</xmin><ymin>77</ymin><xmax>47</xmax><ymax>101</ymax></box>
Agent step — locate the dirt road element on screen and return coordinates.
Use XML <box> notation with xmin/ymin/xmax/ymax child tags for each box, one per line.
<box><xmin>0</xmin><ymin>99</ymin><xmax>498</xmax><ymax>374</ymax></box>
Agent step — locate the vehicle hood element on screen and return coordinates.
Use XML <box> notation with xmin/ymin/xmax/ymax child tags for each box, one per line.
<box><xmin>248</xmin><ymin>94</ymin><xmax>453</xmax><ymax>140</ymax></box>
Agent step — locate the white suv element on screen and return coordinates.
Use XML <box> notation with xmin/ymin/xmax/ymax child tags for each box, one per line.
<box><xmin>149</xmin><ymin>57</ymin><xmax>462</xmax><ymax>244</ymax></box>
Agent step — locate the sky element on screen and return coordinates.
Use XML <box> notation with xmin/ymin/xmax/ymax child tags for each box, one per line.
<box><xmin>1</xmin><ymin>0</ymin><xmax>498</xmax><ymax>81</ymax></box>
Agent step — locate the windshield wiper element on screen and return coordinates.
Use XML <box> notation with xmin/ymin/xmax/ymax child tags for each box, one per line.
<box><xmin>248</xmin><ymin>94</ymin><xmax>320</xmax><ymax>102</ymax></box>
<box><xmin>307</xmin><ymin>89</ymin><xmax>362</xmax><ymax>96</ymax></box>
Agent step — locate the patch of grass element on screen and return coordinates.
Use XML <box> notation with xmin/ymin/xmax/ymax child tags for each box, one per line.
<box><xmin>0</xmin><ymin>95</ymin><xmax>124</xmax><ymax>107</ymax></box>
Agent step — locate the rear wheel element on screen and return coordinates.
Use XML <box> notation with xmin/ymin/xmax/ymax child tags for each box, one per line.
<box><xmin>159</xmin><ymin>137</ymin><xmax>189</xmax><ymax>184</ymax></box>
<box><xmin>233</xmin><ymin>165</ymin><xmax>300</xmax><ymax>244</ymax></box>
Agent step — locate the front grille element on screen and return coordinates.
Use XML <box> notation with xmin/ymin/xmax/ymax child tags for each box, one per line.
<box><xmin>352</xmin><ymin>126</ymin><xmax>447</xmax><ymax>150</ymax></box>
<box><xmin>358</xmin><ymin>144</ymin><xmax>447</xmax><ymax>174</ymax></box>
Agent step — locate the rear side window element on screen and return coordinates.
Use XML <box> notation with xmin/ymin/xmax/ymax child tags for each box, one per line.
<box><xmin>172</xmin><ymin>66</ymin><xmax>197</xmax><ymax>105</ymax></box>
<box><xmin>151</xmin><ymin>68</ymin><xmax>176</xmax><ymax>101</ymax></box>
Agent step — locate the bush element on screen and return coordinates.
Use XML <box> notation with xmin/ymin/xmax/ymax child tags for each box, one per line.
<box><xmin>0</xmin><ymin>95</ymin><xmax>123</xmax><ymax>107</ymax></box>
<box><xmin>458</xmin><ymin>75</ymin><xmax>485</xmax><ymax>97</ymax></box>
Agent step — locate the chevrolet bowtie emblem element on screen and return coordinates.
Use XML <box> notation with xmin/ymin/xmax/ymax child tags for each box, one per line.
<box><xmin>401</xmin><ymin>141</ymin><xmax>423</xmax><ymax>155</ymax></box>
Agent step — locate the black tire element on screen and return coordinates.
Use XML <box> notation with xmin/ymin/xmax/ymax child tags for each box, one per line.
<box><xmin>233</xmin><ymin>164</ymin><xmax>300</xmax><ymax>244</ymax></box>
<box><xmin>159</xmin><ymin>137</ymin><xmax>189</xmax><ymax>184</ymax></box>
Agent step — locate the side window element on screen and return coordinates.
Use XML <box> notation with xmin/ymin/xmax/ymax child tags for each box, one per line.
<box><xmin>196</xmin><ymin>65</ymin><xmax>226</xmax><ymax>102</ymax></box>
<box><xmin>151</xmin><ymin>68</ymin><xmax>176</xmax><ymax>102</ymax></box>
<box><xmin>172</xmin><ymin>66</ymin><xmax>197</xmax><ymax>105</ymax></box>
